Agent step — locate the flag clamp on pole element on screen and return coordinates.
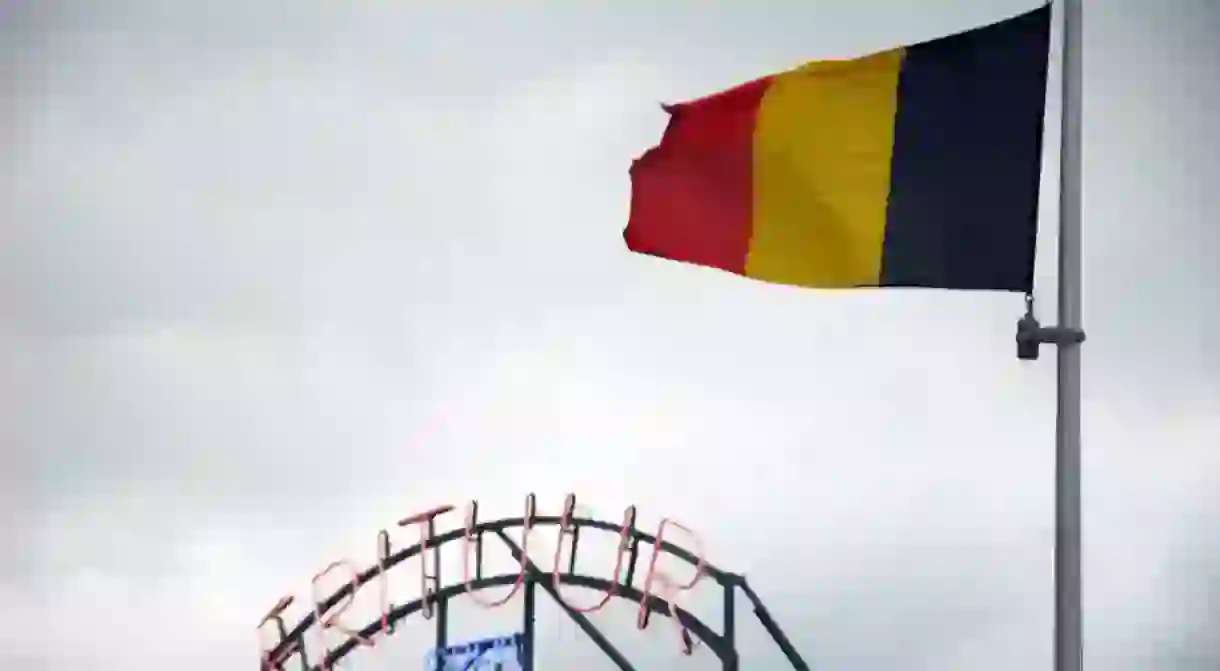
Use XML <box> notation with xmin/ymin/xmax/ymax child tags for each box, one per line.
<box><xmin>1015</xmin><ymin>294</ymin><xmax>1086</xmax><ymax>361</ymax></box>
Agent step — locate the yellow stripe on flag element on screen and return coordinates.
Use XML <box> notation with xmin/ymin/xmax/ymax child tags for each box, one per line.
<box><xmin>745</xmin><ymin>48</ymin><xmax>905</xmax><ymax>288</ymax></box>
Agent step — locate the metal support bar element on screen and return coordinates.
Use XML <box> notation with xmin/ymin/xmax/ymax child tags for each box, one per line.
<box><xmin>624</xmin><ymin>536</ymin><xmax>641</xmax><ymax>588</ymax></box>
<box><xmin>277</xmin><ymin>618</ymin><xmax>309</xmax><ymax>671</ymax></box>
<box><xmin>471</xmin><ymin>501</ymin><xmax>485</xmax><ymax>582</ymax></box>
<box><xmin>259</xmin><ymin>597</ymin><xmax>308</xmax><ymax>671</ymax></box>
<box><xmin>738</xmin><ymin>578</ymin><xmax>812</xmax><ymax>671</ymax></box>
<box><xmin>378</xmin><ymin>530</ymin><xmax>396</xmax><ymax>635</ymax></box>
<box><xmin>273</xmin><ymin>615</ymin><xmax>309</xmax><ymax>671</ymax></box>
<box><xmin>522</xmin><ymin>575</ymin><xmax>537</xmax><ymax>671</ymax></box>
<box><xmin>434</xmin><ymin>597</ymin><xmax>448</xmax><ymax>665</ymax></box>
<box><xmin>493</xmin><ymin>529</ymin><xmax>640</xmax><ymax>671</ymax></box>
<box><xmin>723</xmin><ymin>584</ymin><xmax>737</xmax><ymax>671</ymax></box>
<box><xmin>430</xmin><ymin>519</ymin><xmax>448</xmax><ymax>670</ymax></box>
<box><xmin>567</xmin><ymin>525</ymin><xmax>582</xmax><ymax>574</ymax></box>
<box><xmin>475</xmin><ymin>531</ymin><xmax>484</xmax><ymax>581</ymax></box>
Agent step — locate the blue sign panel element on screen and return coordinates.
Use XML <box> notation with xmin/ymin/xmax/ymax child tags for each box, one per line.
<box><xmin>425</xmin><ymin>633</ymin><xmax>525</xmax><ymax>671</ymax></box>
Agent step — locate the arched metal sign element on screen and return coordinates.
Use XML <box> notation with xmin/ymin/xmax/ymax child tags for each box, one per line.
<box><xmin>257</xmin><ymin>493</ymin><xmax>810</xmax><ymax>671</ymax></box>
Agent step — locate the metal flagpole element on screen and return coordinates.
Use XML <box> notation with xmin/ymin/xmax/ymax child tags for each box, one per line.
<box><xmin>1053</xmin><ymin>0</ymin><xmax>1083</xmax><ymax>669</ymax></box>
<box><xmin>1014</xmin><ymin>1</ymin><xmax>1084</xmax><ymax>669</ymax></box>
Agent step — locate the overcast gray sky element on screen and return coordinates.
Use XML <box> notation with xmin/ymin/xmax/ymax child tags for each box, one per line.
<box><xmin>2</xmin><ymin>1</ymin><xmax>1218</xmax><ymax>669</ymax></box>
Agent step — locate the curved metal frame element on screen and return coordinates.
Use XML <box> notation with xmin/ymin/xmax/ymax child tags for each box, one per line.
<box><xmin>261</xmin><ymin>511</ymin><xmax>810</xmax><ymax>671</ymax></box>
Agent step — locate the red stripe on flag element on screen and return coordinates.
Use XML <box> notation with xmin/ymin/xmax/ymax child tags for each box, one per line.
<box><xmin>624</xmin><ymin>76</ymin><xmax>772</xmax><ymax>276</ymax></box>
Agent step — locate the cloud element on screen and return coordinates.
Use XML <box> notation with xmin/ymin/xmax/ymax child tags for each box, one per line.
<box><xmin>3</xmin><ymin>1</ymin><xmax>1218</xmax><ymax>669</ymax></box>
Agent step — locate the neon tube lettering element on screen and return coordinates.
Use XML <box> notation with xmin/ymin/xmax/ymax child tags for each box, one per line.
<box><xmin>257</xmin><ymin>595</ymin><xmax>300</xmax><ymax>671</ymax></box>
<box><xmin>550</xmin><ymin>493</ymin><xmax>636</xmax><ymax>613</ymax></box>
<box><xmin>397</xmin><ymin>504</ymin><xmax>454</xmax><ymax>620</ymax></box>
<box><xmin>376</xmin><ymin>529</ymin><xmax>393</xmax><ymax>635</ymax></box>
<box><xmin>257</xmin><ymin>494</ymin><xmax>716</xmax><ymax>665</ymax></box>
<box><xmin>311</xmin><ymin>559</ymin><xmax>375</xmax><ymax>665</ymax></box>
<box><xmin>636</xmin><ymin>518</ymin><xmax>707</xmax><ymax>656</ymax></box>
<box><xmin>462</xmin><ymin>493</ymin><xmax>536</xmax><ymax>608</ymax></box>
